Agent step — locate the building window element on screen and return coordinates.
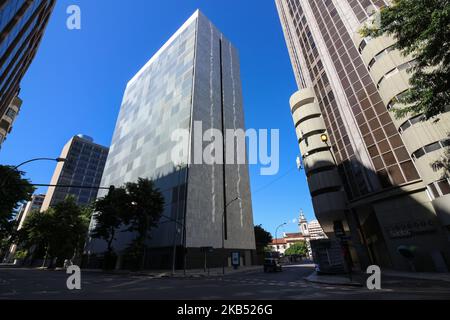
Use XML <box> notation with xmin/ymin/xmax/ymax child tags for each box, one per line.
<box><xmin>428</xmin><ymin>179</ymin><xmax>450</xmax><ymax>199</ymax></box>
<box><xmin>399</xmin><ymin>114</ymin><xmax>425</xmax><ymax>133</ymax></box>
<box><xmin>424</xmin><ymin>142</ymin><xmax>441</xmax><ymax>153</ymax></box>
<box><xmin>377</xmin><ymin>61</ymin><xmax>415</xmax><ymax>89</ymax></box>
<box><xmin>5</xmin><ymin>108</ymin><xmax>17</xmax><ymax>120</ymax></box>
<box><xmin>358</xmin><ymin>37</ymin><xmax>371</xmax><ymax>53</ymax></box>
<box><xmin>387</xmin><ymin>90</ymin><xmax>410</xmax><ymax>111</ymax></box>
<box><xmin>412</xmin><ymin>139</ymin><xmax>450</xmax><ymax>160</ymax></box>
<box><xmin>438</xmin><ymin>180</ymin><xmax>450</xmax><ymax>195</ymax></box>
<box><xmin>0</xmin><ymin>120</ymin><xmax>10</xmax><ymax>131</ymax></box>
<box><xmin>368</xmin><ymin>45</ymin><xmax>395</xmax><ymax>70</ymax></box>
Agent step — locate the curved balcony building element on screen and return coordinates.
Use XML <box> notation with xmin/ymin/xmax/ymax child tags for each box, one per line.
<box><xmin>355</xmin><ymin>16</ymin><xmax>450</xmax><ymax>233</ymax></box>
<box><xmin>290</xmin><ymin>88</ymin><xmax>347</xmax><ymax>235</ymax></box>
<box><xmin>277</xmin><ymin>0</ymin><xmax>450</xmax><ymax>272</ymax></box>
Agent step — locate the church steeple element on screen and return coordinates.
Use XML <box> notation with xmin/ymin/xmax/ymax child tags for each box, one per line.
<box><xmin>299</xmin><ymin>210</ymin><xmax>309</xmax><ymax>236</ymax></box>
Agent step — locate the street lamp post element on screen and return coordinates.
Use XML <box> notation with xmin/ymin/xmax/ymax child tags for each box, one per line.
<box><xmin>1</xmin><ymin>157</ymin><xmax>66</xmax><ymax>190</ymax></box>
<box><xmin>13</xmin><ymin>157</ymin><xmax>66</xmax><ymax>170</ymax></box>
<box><xmin>222</xmin><ymin>196</ymin><xmax>241</xmax><ymax>275</ymax></box>
<box><xmin>275</xmin><ymin>222</ymin><xmax>287</xmax><ymax>254</ymax></box>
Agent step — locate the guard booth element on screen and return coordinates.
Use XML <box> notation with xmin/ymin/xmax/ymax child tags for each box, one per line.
<box><xmin>310</xmin><ymin>239</ymin><xmax>346</xmax><ymax>274</ymax></box>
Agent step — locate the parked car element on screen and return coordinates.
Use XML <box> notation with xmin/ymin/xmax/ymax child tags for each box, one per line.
<box><xmin>263</xmin><ymin>258</ymin><xmax>282</xmax><ymax>272</ymax></box>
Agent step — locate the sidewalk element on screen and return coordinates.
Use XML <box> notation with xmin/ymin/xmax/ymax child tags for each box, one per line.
<box><xmin>304</xmin><ymin>271</ymin><xmax>364</xmax><ymax>287</ymax></box>
<box><xmin>33</xmin><ymin>265</ymin><xmax>263</xmax><ymax>278</ymax></box>
<box><xmin>383</xmin><ymin>269</ymin><xmax>450</xmax><ymax>283</ymax></box>
<box><xmin>304</xmin><ymin>269</ymin><xmax>450</xmax><ymax>287</ymax></box>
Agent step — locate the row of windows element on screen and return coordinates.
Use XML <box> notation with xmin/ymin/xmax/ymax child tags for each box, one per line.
<box><xmin>291</xmin><ymin>3</ymin><xmax>351</xmax><ymax>169</ymax></box>
<box><xmin>376</xmin><ymin>60</ymin><xmax>415</xmax><ymax>89</ymax></box>
<box><xmin>71</xmin><ymin>143</ymin><xmax>108</xmax><ymax>156</ymax></box>
<box><xmin>290</xmin><ymin>0</ymin><xmax>373</xmax><ymax>199</ymax></box>
<box><xmin>0</xmin><ymin>119</ymin><xmax>10</xmax><ymax>131</ymax></box>
<box><xmin>289</xmin><ymin>0</ymin><xmax>417</xmax><ymax>196</ymax></box>
<box><xmin>387</xmin><ymin>90</ymin><xmax>408</xmax><ymax>110</ymax></box>
<box><xmin>308</xmin><ymin>0</ymin><xmax>418</xmax><ymax>192</ymax></box>
<box><xmin>368</xmin><ymin>44</ymin><xmax>395</xmax><ymax>70</ymax></box>
<box><xmin>412</xmin><ymin>139</ymin><xmax>450</xmax><ymax>160</ymax></box>
<box><xmin>310</xmin><ymin>1</ymin><xmax>381</xmax><ymax>195</ymax></box>
<box><xmin>428</xmin><ymin>179</ymin><xmax>450</xmax><ymax>199</ymax></box>
<box><xmin>348</xmin><ymin>0</ymin><xmax>388</xmax><ymax>23</ymax></box>
<box><xmin>398</xmin><ymin>114</ymin><xmax>425</xmax><ymax>133</ymax></box>
<box><xmin>358</xmin><ymin>37</ymin><xmax>371</xmax><ymax>53</ymax></box>
<box><xmin>5</xmin><ymin>106</ymin><xmax>17</xmax><ymax>119</ymax></box>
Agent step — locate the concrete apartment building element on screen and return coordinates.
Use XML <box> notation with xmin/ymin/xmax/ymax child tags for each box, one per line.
<box><xmin>0</xmin><ymin>0</ymin><xmax>55</xmax><ymax>120</ymax></box>
<box><xmin>0</xmin><ymin>96</ymin><xmax>21</xmax><ymax>149</ymax></box>
<box><xmin>86</xmin><ymin>10</ymin><xmax>256</xmax><ymax>269</ymax></box>
<box><xmin>41</xmin><ymin>134</ymin><xmax>109</xmax><ymax>211</ymax></box>
<box><xmin>276</xmin><ymin>0</ymin><xmax>450</xmax><ymax>272</ymax></box>
<box><xmin>15</xmin><ymin>194</ymin><xmax>45</xmax><ymax>229</ymax></box>
<box><xmin>5</xmin><ymin>194</ymin><xmax>45</xmax><ymax>262</ymax></box>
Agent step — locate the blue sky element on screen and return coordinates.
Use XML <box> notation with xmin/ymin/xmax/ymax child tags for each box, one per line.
<box><xmin>0</xmin><ymin>0</ymin><xmax>315</xmax><ymax>236</ymax></box>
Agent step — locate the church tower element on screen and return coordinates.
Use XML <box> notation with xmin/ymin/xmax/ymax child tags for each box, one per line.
<box><xmin>299</xmin><ymin>210</ymin><xmax>309</xmax><ymax>236</ymax></box>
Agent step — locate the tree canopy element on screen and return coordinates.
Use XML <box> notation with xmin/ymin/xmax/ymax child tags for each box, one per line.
<box><xmin>91</xmin><ymin>186</ymin><xmax>131</xmax><ymax>255</ymax></box>
<box><xmin>18</xmin><ymin>197</ymin><xmax>91</xmax><ymax>266</ymax></box>
<box><xmin>254</xmin><ymin>225</ymin><xmax>272</xmax><ymax>253</ymax></box>
<box><xmin>360</xmin><ymin>0</ymin><xmax>450</xmax><ymax>119</ymax></box>
<box><xmin>285</xmin><ymin>241</ymin><xmax>308</xmax><ymax>257</ymax></box>
<box><xmin>90</xmin><ymin>178</ymin><xmax>165</xmax><ymax>270</ymax></box>
<box><xmin>0</xmin><ymin>165</ymin><xmax>35</xmax><ymax>255</ymax></box>
<box><xmin>123</xmin><ymin>178</ymin><xmax>165</xmax><ymax>269</ymax></box>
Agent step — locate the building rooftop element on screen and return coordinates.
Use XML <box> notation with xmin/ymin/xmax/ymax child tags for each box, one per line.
<box><xmin>285</xmin><ymin>232</ymin><xmax>303</xmax><ymax>238</ymax></box>
<box><xmin>271</xmin><ymin>238</ymin><xmax>287</xmax><ymax>245</ymax></box>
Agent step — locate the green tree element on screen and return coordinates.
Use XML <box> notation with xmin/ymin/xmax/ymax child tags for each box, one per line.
<box><xmin>360</xmin><ymin>0</ymin><xmax>450</xmax><ymax>119</ymax></box>
<box><xmin>91</xmin><ymin>187</ymin><xmax>131</xmax><ymax>268</ymax></box>
<box><xmin>47</xmin><ymin>197</ymin><xmax>88</xmax><ymax>266</ymax></box>
<box><xmin>285</xmin><ymin>241</ymin><xmax>308</xmax><ymax>257</ymax></box>
<box><xmin>122</xmin><ymin>178</ymin><xmax>165</xmax><ymax>270</ymax></box>
<box><xmin>18</xmin><ymin>197</ymin><xmax>90</xmax><ymax>267</ymax></box>
<box><xmin>17</xmin><ymin>209</ymin><xmax>54</xmax><ymax>264</ymax></box>
<box><xmin>0</xmin><ymin>165</ymin><xmax>35</xmax><ymax>259</ymax></box>
<box><xmin>254</xmin><ymin>225</ymin><xmax>272</xmax><ymax>255</ymax></box>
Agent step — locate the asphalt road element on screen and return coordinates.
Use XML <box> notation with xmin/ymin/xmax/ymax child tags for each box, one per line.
<box><xmin>1</xmin><ymin>264</ymin><xmax>450</xmax><ymax>300</ymax></box>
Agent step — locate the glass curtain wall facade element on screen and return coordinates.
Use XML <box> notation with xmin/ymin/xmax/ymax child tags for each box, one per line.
<box><xmin>87</xmin><ymin>10</ymin><xmax>255</xmax><ymax>270</ymax></box>
<box><xmin>0</xmin><ymin>0</ymin><xmax>55</xmax><ymax>118</ymax></box>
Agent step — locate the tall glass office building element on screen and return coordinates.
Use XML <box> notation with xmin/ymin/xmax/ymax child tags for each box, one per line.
<box><xmin>276</xmin><ymin>0</ymin><xmax>450</xmax><ymax>272</ymax></box>
<box><xmin>87</xmin><ymin>10</ymin><xmax>256</xmax><ymax>269</ymax></box>
<box><xmin>0</xmin><ymin>0</ymin><xmax>55</xmax><ymax>119</ymax></box>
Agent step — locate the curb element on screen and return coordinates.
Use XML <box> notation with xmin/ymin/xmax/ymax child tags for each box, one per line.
<box><xmin>383</xmin><ymin>271</ymin><xmax>450</xmax><ymax>283</ymax></box>
<box><xmin>304</xmin><ymin>272</ymin><xmax>364</xmax><ymax>287</ymax></box>
<box><xmin>1</xmin><ymin>265</ymin><xmax>263</xmax><ymax>279</ymax></box>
